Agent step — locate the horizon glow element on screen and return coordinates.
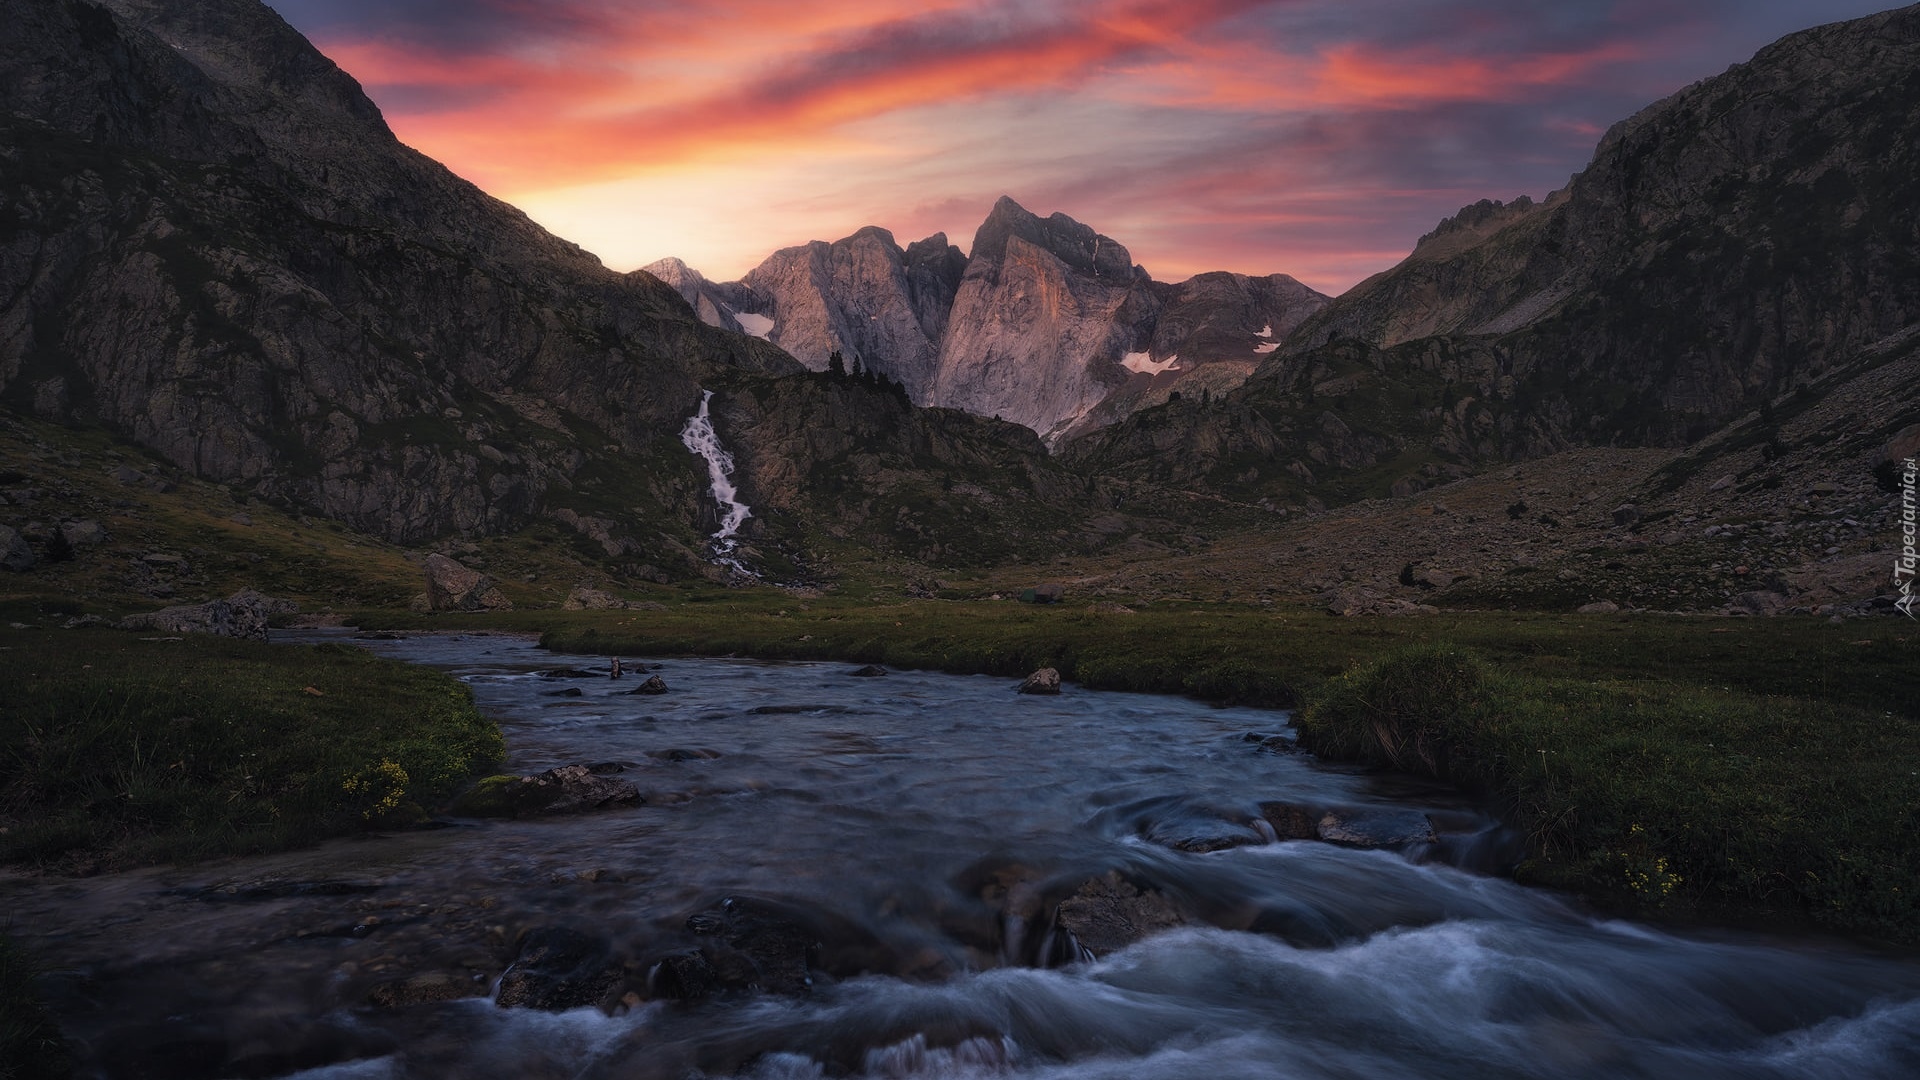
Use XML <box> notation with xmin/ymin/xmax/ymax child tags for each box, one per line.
<box><xmin>265</xmin><ymin>0</ymin><xmax>1898</xmax><ymax>295</ymax></box>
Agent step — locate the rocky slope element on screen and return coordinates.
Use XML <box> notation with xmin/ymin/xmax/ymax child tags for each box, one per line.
<box><xmin>1072</xmin><ymin>4</ymin><xmax>1920</xmax><ymax>502</ymax></box>
<box><xmin>1</xmin><ymin>0</ymin><xmax>798</xmax><ymax>549</ymax></box>
<box><xmin>660</xmin><ymin>199</ymin><xmax>1328</xmax><ymax>443</ymax></box>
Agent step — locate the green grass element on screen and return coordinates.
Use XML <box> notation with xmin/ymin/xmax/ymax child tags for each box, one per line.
<box><xmin>0</xmin><ymin>628</ymin><xmax>503</xmax><ymax>870</ymax></box>
<box><xmin>360</xmin><ymin>594</ymin><xmax>1917</xmax><ymax>718</ymax></box>
<box><xmin>1297</xmin><ymin>644</ymin><xmax>1920</xmax><ymax>943</ymax></box>
<box><xmin>0</xmin><ymin>933</ymin><xmax>68</xmax><ymax>1079</ymax></box>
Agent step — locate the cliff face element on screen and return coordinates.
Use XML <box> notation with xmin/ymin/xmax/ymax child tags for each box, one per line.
<box><xmin>1074</xmin><ymin>4</ymin><xmax>1920</xmax><ymax>496</ymax></box>
<box><xmin>664</xmin><ymin>198</ymin><xmax>1327</xmax><ymax>442</ymax></box>
<box><xmin>735</xmin><ymin>227</ymin><xmax>957</xmax><ymax>400</ymax></box>
<box><xmin>0</xmin><ymin>0</ymin><xmax>796</xmax><ymax>544</ymax></box>
<box><xmin>927</xmin><ymin>198</ymin><xmax>1155</xmax><ymax>439</ymax></box>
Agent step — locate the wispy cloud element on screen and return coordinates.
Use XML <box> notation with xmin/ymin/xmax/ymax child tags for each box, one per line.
<box><xmin>269</xmin><ymin>0</ymin><xmax>1899</xmax><ymax>292</ymax></box>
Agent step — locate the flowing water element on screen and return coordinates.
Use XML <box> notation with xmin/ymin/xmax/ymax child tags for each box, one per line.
<box><xmin>7</xmin><ymin>631</ymin><xmax>1920</xmax><ymax>1079</ymax></box>
<box><xmin>679</xmin><ymin>390</ymin><xmax>754</xmax><ymax>576</ymax></box>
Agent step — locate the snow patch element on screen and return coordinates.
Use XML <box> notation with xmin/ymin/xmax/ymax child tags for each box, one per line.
<box><xmin>732</xmin><ymin>311</ymin><xmax>776</xmax><ymax>339</ymax></box>
<box><xmin>1123</xmin><ymin>351</ymin><xmax>1180</xmax><ymax>375</ymax></box>
<box><xmin>1257</xmin><ymin>324</ymin><xmax>1274</xmax><ymax>338</ymax></box>
<box><xmin>1252</xmin><ymin>341</ymin><xmax>1280</xmax><ymax>354</ymax></box>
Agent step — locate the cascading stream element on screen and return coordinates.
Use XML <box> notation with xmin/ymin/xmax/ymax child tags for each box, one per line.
<box><xmin>10</xmin><ymin>633</ymin><xmax>1920</xmax><ymax>1079</ymax></box>
<box><xmin>680</xmin><ymin>389</ymin><xmax>754</xmax><ymax>574</ymax></box>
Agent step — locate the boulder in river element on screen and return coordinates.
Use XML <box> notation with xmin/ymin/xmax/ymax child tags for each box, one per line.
<box><xmin>623</xmin><ymin>675</ymin><xmax>669</xmax><ymax>695</ymax></box>
<box><xmin>848</xmin><ymin>664</ymin><xmax>888</xmax><ymax>677</ymax></box>
<box><xmin>1051</xmin><ymin>871</ymin><xmax>1187</xmax><ymax>959</ymax></box>
<box><xmin>367</xmin><ymin>972</ymin><xmax>488</xmax><ymax>1008</ymax></box>
<box><xmin>451</xmin><ymin>764</ymin><xmax>641</xmax><ymax>817</ymax></box>
<box><xmin>1313</xmin><ymin>807</ymin><xmax>1436</xmax><ymax>848</ymax></box>
<box><xmin>495</xmin><ymin>927</ymin><xmax>626</xmax><ymax>1011</ymax></box>
<box><xmin>1016</xmin><ymin>668</ymin><xmax>1061</xmax><ymax>695</ymax></box>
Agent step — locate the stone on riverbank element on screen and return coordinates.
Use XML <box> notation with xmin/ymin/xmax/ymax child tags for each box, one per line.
<box><xmin>451</xmin><ymin>764</ymin><xmax>640</xmax><ymax>818</ymax></box>
<box><xmin>1017</xmin><ymin>668</ymin><xmax>1061</xmax><ymax>694</ymax></box>
<box><xmin>118</xmin><ymin>589</ymin><xmax>296</xmax><ymax>641</ymax></box>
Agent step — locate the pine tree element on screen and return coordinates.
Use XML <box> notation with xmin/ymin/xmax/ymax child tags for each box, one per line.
<box><xmin>828</xmin><ymin>350</ymin><xmax>846</xmax><ymax>377</ymax></box>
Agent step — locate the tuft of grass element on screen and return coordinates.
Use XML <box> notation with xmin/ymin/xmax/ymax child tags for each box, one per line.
<box><xmin>0</xmin><ymin>933</ymin><xmax>69</xmax><ymax>1080</ymax></box>
<box><xmin>1296</xmin><ymin>644</ymin><xmax>1920</xmax><ymax>942</ymax></box>
<box><xmin>0</xmin><ymin>628</ymin><xmax>504</xmax><ymax>870</ymax></box>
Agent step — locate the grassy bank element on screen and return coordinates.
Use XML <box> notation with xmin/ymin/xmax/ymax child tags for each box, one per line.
<box><xmin>361</xmin><ymin>590</ymin><xmax>1915</xmax><ymax>717</ymax></box>
<box><xmin>1296</xmin><ymin>644</ymin><xmax>1920</xmax><ymax>943</ymax></box>
<box><xmin>0</xmin><ymin>628</ymin><xmax>503</xmax><ymax>870</ymax></box>
<box><xmin>0</xmin><ymin>933</ymin><xmax>67</xmax><ymax>1079</ymax></box>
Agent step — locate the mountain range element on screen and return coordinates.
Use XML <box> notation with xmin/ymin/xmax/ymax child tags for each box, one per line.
<box><xmin>649</xmin><ymin>198</ymin><xmax>1327</xmax><ymax>444</ymax></box>
<box><xmin>2</xmin><ymin>0</ymin><xmax>1917</xmax><ymax>614</ymax></box>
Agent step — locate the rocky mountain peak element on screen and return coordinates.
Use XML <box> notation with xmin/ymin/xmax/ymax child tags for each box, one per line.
<box><xmin>969</xmin><ymin>196</ymin><xmax>1139</xmax><ymax>284</ymax></box>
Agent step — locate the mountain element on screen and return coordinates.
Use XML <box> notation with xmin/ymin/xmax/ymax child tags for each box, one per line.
<box><xmin>0</xmin><ymin>0</ymin><xmax>817</xmax><ymax>548</ymax></box>
<box><xmin>658</xmin><ymin>198</ymin><xmax>1328</xmax><ymax>443</ymax></box>
<box><xmin>1070</xmin><ymin>3</ymin><xmax>1920</xmax><ymax>499</ymax></box>
<box><xmin>5</xmin><ymin>0</ymin><xmax>1217</xmax><ymax>580</ymax></box>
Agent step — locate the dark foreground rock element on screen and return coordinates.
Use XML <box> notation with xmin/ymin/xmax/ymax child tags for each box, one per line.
<box><xmin>451</xmin><ymin>764</ymin><xmax>641</xmax><ymax>818</ymax></box>
<box><xmin>848</xmin><ymin>664</ymin><xmax>888</xmax><ymax>677</ymax></box>
<box><xmin>1260</xmin><ymin>801</ymin><xmax>1436</xmax><ymax>848</ymax></box>
<box><xmin>496</xmin><ymin>927</ymin><xmax>625</xmax><ymax>1011</ymax></box>
<box><xmin>624</xmin><ymin>675</ymin><xmax>669</xmax><ymax>695</ymax></box>
<box><xmin>118</xmin><ymin>589</ymin><xmax>296</xmax><ymax>641</ymax></box>
<box><xmin>1051</xmin><ymin>871</ymin><xmax>1187</xmax><ymax>959</ymax></box>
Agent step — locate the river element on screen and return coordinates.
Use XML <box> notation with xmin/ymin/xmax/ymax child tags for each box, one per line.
<box><xmin>7</xmin><ymin>630</ymin><xmax>1919</xmax><ymax>1079</ymax></box>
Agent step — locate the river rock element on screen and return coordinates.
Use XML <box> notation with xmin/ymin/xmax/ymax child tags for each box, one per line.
<box><xmin>118</xmin><ymin>589</ymin><xmax>295</xmax><ymax>641</ymax></box>
<box><xmin>452</xmin><ymin>764</ymin><xmax>641</xmax><ymax>817</ymax></box>
<box><xmin>848</xmin><ymin>664</ymin><xmax>888</xmax><ymax>677</ymax></box>
<box><xmin>495</xmin><ymin>927</ymin><xmax>626</xmax><ymax>1011</ymax></box>
<box><xmin>367</xmin><ymin>972</ymin><xmax>488</xmax><ymax>1008</ymax></box>
<box><xmin>1017</xmin><ymin>668</ymin><xmax>1061</xmax><ymax>695</ymax></box>
<box><xmin>644</xmin><ymin>951</ymin><xmax>720</xmax><ymax>1000</ymax></box>
<box><xmin>1051</xmin><ymin>871</ymin><xmax>1187</xmax><ymax>958</ymax></box>
<box><xmin>624</xmin><ymin>675</ymin><xmax>669</xmax><ymax>695</ymax></box>
<box><xmin>1243</xmin><ymin>731</ymin><xmax>1300</xmax><ymax>753</ymax></box>
<box><xmin>423</xmin><ymin>553</ymin><xmax>512</xmax><ymax>612</ymax></box>
<box><xmin>684</xmin><ymin>897</ymin><xmax>819</xmax><ymax>995</ymax></box>
<box><xmin>0</xmin><ymin>524</ymin><xmax>33</xmax><ymax>572</ymax></box>
<box><xmin>1314</xmin><ymin>807</ymin><xmax>1436</xmax><ymax>848</ymax></box>
<box><xmin>1577</xmin><ymin>600</ymin><xmax>1620</xmax><ymax>613</ymax></box>
<box><xmin>1258</xmin><ymin>801</ymin><xmax>1321</xmax><ymax>841</ymax></box>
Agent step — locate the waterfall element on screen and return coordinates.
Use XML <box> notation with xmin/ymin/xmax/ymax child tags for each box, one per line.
<box><xmin>679</xmin><ymin>390</ymin><xmax>754</xmax><ymax>572</ymax></box>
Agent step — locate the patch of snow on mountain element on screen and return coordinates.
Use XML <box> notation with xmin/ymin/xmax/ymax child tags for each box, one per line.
<box><xmin>1253</xmin><ymin>341</ymin><xmax>1280</xmax><ymax>354</ymax></box>
<box><xmin>1122</xmin><ymin>351</ymin><xmax>1180</xmax><ymax>375</ymax></box>
<box><xmin>1257</xmin><ymin>324</ymin><xmax>1273</xmax><ymax>338</ymax></box>
<box><xmin>732</xmin><ymin>311</ymin><xmax>776</xmax><ymax>339</ymax></box>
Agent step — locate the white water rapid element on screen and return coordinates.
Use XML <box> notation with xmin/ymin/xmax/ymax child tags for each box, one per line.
<box><xmin>679</xmin><ymin>389</ymin><xmax>754</xmax><ymax>574</ymax></box>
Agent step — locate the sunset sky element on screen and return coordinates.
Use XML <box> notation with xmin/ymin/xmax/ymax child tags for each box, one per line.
<box><xmin>266</xmin><ymin>0</ymin><xmax>1894</xmax><ymax>295</ymax></box>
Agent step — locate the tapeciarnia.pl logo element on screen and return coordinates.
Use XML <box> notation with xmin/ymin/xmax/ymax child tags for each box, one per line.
<box><xmin>1898</xmin><ymin>456</ymin><xmax>1917</xmax><ymax>619</ymax></box>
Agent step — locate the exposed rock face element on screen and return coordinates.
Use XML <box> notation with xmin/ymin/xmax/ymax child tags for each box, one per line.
<box><xmin>0</xmin><ymin>0</ymin><xmax>796</xmax><ymax>545</ymax></box>
<box><xmin>735</xmin><ymin>227</ymin><xmax>962</xmax><ymax>401</ymax></box>
<box><xmin>662</xmin><ymin>199</ymin><xmax>1326</xmax><ymax>443</ymax></box>
<box><xmin>422</xmin><ymin>553</ymin><xmax>511</xmax><ymax>611</ymax></box>
<box><xmin>929</xmin><ymin>198</ymin><xmax>1152</xmax><ymax>440</ymax></box>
